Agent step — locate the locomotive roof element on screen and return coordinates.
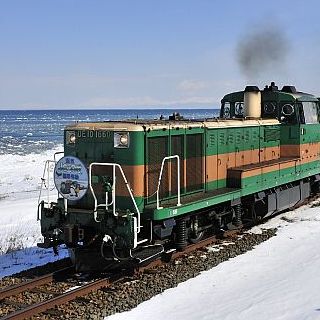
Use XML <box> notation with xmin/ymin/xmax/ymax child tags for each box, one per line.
<box><xmin>222</xmin><ymin>90</ymin><xmax>318</xmax><ymax>102</ymax></box>
<box><xmin>66</xmin><ymin>118</ymin><xmax>279</xmax><ymax>132</ymax></box>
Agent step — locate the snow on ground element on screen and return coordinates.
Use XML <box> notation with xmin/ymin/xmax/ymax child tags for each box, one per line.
<box><xmin>106</xmin><ymin>205</ymin><xmax>320</xmax><ymax>320</ymax></box>
<box><xmin>0</xmin><ymin>196</ymin><xmax>43</xmax><ymax>254</ymax></box>
<box><xmin>0</xmin><ymin>147</ymin><xmax>62</xmax><ymax>255</ymax></box>
<box><xmin>0</xmin><ymin>146</ymin><xmax>62</xmax><ymax>201</ymax></box>
<box><xmin>0</xmin><ymin>245</ymin><xmax>68</xmax><ymax>278</ymax></box>
<box><xmin>0</xmin><ymin>148</ymin><xmax>68</xmax><ymax>278</ymax></box>
<box><xmin>0</xmin><ymin>195</ymin><xmax>68</xmax><ymax>278</ymax></box>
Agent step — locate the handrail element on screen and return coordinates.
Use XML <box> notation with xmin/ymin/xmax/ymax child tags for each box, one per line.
<box><xmin>54</xmin><ymin>151</ymin><xmax>64</xmax><ymax>163</ymax></box>
<box><xmin>89</xmin><ymin>162</ymin><xmax>141</xmax><ymax>234</ymax></box>
<box><xmin>38</xmin><ymin>159</ymin><xmax>56</xmax><ymax>208</ymax></box>
<box><xmin>156</xmin><ymin>155</ymin><xmax>181</xmax><ymax>210</ymax></box>
<box><xmin>38</xmin><ymin>151</ymin><xmax>66</xmax><ymax>219</ymax></box>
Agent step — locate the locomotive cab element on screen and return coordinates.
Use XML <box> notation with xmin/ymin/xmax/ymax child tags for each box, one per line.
<box><xmin>221</xmin><ymin>82</ymin><xmax>320</xmax><ymax>125</ymax></box>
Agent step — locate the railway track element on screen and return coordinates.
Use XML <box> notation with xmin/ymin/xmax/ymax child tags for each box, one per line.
<box><xmin>0</xmin><ymin>265</ymin><xmax>129</xmax><ymax>319</ymax></box>
<box><xmin>0</xmin><ymin>229</ymin><xmax>243</xmax><ymax>319</ymax></box>
<box><xmin>1</xmin><ymin>277</ymin><xmax>111</xmax><ymax>320</ymax></box>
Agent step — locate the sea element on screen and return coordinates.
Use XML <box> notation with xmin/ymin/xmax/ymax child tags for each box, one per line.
<box><xmin>0</xmin><ymin>108</ymin><xmax>218</xmax><ymax>199</ymax></box>
<box><xmin>0</xmin><ymin>109</ymin><xmax>218</xmax><ymax>155</ymax></box>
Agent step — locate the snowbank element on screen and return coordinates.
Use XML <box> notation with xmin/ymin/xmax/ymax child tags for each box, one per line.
<box><xmin>106</xmin><ymin>206</ymin><xmax>320</xmax><ymax>320</ymax></box>
<box><xmin>0</xmin><ymin>196</ymin><xmax>68</xmax><ymax>278</ymax></box>
<box><xmin>0</xmin><ymin>147</ymin><xmax>67</xmax><ymax>277</ymax></box>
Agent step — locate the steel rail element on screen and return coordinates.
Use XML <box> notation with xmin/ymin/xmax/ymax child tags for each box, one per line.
<box><xmin>0</xmin><ymin>267</ymin><xmax>73</xmax><ymax>301</ymax></box>
<box><xmin>1</xmin><ymin>277</ymin><xmax>112</xmax><ymax>320</ymax></box>
<box><xmin>139</xmin><ymin>229</ymin><xmax>242</xmax><ymax>272</ymax></box>
<box><xmin>0</xmin><ymin>271</ymin><xmax>125</xmax><ymax>320</ymax></box>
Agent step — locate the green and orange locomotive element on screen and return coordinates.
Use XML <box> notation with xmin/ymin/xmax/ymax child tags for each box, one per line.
<box><xmin>38</xmin><ymin>82</ymin><xmax>320</xmax><ymax>271</ymax></box>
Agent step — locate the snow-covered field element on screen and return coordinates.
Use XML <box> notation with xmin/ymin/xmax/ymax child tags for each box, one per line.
<box><xmin>0</xmin><ymin>149</ymin><xmax>320</xmax><ymax>319</ymax></box>
<box><xmin>0</xmin><ymin>147</ymin><xmax>62</xmax><ymax>201</ymax></box>
<box><xmin>0</xmin><ymin>148</ymin><xmax>62</xmax><ymax>255</ymax></box>
<box><xmin>0</xmin><ymin>148</ymin><xmax>68</xmax><ymax>277</ymax></box>
<box><xmin>106</xmin><ymin>206</ymin><xmax>320</xmax><ymax>320</ymax></box>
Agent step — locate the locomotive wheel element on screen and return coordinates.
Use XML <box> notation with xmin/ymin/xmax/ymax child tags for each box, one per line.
<box><xmin>188</xmin><ymin>230</ymin><xmax>205</xmax><ymax>244</ymax></box>
<box><xmin>188</xmin><ymin>216</ymin><xmax>205</xmax><ymax>243</ymax></box>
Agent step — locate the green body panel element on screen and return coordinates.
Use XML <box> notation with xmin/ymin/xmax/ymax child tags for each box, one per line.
<box><xmin>206</xmin><ymin>126</ymin><xmax>278</xmax><ymax>156</ymax></box>
<box><xmin>146</xmin><ymin>159</ymin><xmax>320</xmax><ymax>221</ymax></box>
<box><xmin>145</xmin><ymin>126</ymin><xmax>204</xmax><ymax>162</ymax></box>
<box><xmin>217</xmin><ymin>178</ymin><xmax>227</xmax><ymax>189</ymax></box>
<box><xmin>260</xmin><ymin>125</ymin><xmax>280</xmax><ymax>149</ymax></box>
<box><xmin>114</xmin><ymin>131</ymin><xmax>145</xmax><ymax>165</ymax></box>
<box><xmin>145</xmin><ymin>188</ymin><xmax>242</xmax><ymax>221</ymax></box>
<box><xmin>65</xmin><ymin>130</ymin><xmax>145</xmax><ymax>166</ymax></box>
<box><xmin>301</xmin><ymin>124</ymin><xmax>320</xmax><ymax>143</ymax></box>
<box><xmin>280</xmin><ymin>124</ymin><xmax>320</xmax><ymax>145</ymax></box>
<box><xmin>65</xmin><ymin>130</ymin><xmax>114</xmax><ymax>164</ymax></box>
<box><xmin>111</xmin><ymin>196</ymin><xmax>145</xmax><ymax>212</ymax></box>
<box><xmin>280</xmin><ymin>125</ymin><xmax>300</xmax><ymax>145</ymax></box>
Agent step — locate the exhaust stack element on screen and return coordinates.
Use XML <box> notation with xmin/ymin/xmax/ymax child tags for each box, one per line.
<box><xmin>244</xmin><ymin>86</ymin><xmax>261</xmax><ymax>118</ymax></box>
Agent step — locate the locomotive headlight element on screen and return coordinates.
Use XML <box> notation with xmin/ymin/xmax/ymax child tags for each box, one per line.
<box><xmin>69</xmin><ymin>134</ymin><xmax>76</xmax><ymax>143</ymax></box>
<box><xmin>114</xmin><ymin>132</ymin><xmax>130</xmax><ymax>148</ymax></box>
<box><xmin>66</xmin><ymin>131</ymin><xmax>76</xmax><ymax>145</ymax></box>
<box><xmin>120</xmin><ymin>134</ymin><xmax>128</xmax><ymax>145</ymax></box>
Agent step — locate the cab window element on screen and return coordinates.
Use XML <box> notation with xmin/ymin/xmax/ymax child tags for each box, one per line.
<box><xmin>280</xmin><ymin>103</ymin><xmax>298</xmax><ymax>124</ymax></box>
<box><xmin>221</xmin><ymin>102</ymin><xmax>231</xmax><ymax>118</ymax></box>
<box><xmin>234</xmin><ymin>102</ymin><xmax>244</xmax><ymax>117</ymax></box>
<box><xmin>302</xmin><ymin>101</ymin><xmax>319</xmax><ymax>124</ymax></box>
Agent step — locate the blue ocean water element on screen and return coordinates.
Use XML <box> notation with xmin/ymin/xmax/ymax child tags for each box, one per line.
<box><xmin>0</xmin><ymin>108</ymin><xmax>219</xmax><ymax>155</ymax></box>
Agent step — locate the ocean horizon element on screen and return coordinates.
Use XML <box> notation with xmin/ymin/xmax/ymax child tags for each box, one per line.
<box><xmin>0</xmin><ymin>108</ymin><xmax>219</xmax><ymax>155</ymax></box>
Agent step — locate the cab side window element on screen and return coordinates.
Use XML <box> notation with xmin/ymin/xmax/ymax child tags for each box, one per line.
<box><xmin>302</xmin><ymin>102</ymin><xmax>319</xmax><ymax>124</ymax></box>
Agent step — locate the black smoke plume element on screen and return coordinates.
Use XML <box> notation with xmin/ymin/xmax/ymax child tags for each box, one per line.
<box><xmin>237</xmin><ymin>25</ymin><xmax>289</xmax><ymax>79</ymax></box>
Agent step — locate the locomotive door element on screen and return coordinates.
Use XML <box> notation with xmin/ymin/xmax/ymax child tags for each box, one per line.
<box><xmin>166</xmin><ymin>125</ymin><xmax>204</xmax><ymax>197</ymax></box>
<box><xmin>145</xmin><ymin>130</ymin><xmax>169</xmax><ymax>204</ymax></box>
<box><xmin>145</xmin><ymin>125</ymin><xmax>204</xmax><ymax>205</ymax></box>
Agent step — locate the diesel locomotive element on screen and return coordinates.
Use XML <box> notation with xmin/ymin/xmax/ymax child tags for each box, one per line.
<box><xmin>38</xmin><ymin>82</ymin><xmax>320</xmax><ymax>271</ymax></box>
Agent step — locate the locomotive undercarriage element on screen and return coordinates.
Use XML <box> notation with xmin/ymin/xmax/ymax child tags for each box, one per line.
<box><xmin>38</xmin><ymin>175</ymin><xmax>318</xmax><ymax>272</ymax></box>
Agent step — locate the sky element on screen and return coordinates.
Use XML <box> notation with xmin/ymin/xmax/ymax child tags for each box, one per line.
<box><xmin>0</xmin><ymin>0</ymin><xmax>320</xmax><ymax>109</ymax></box>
